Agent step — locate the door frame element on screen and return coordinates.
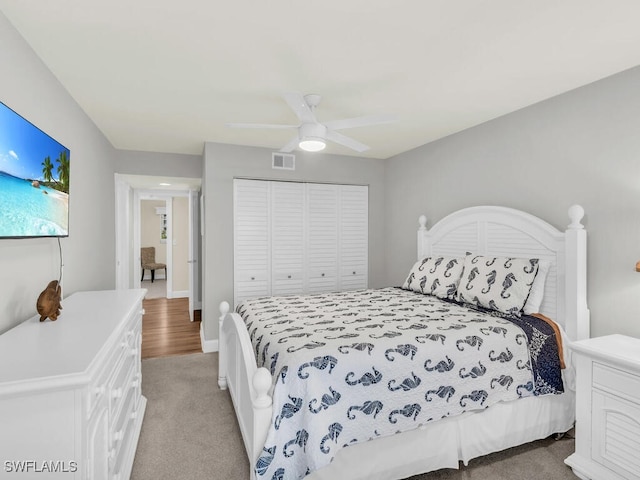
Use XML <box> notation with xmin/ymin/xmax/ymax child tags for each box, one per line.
<box><xmin>114</xmin><ymin>174</ymin><xmax>131</xmax><ymax>290</ymax></box>
<box><xmin>114</xmin><ymin>175</ymin><xmax>201</xmax><ymax>318</ymax></box>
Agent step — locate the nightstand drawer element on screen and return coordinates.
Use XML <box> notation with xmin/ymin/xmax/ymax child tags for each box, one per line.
<box><xmin>592</xmin><ymin>391</ymin><xmax>640</xmax><ymax>480</ymax></box>
<box><xmin>593</xmin><ymin>362</ymin><xmax>640</xmax><ymax>403</ymax></box>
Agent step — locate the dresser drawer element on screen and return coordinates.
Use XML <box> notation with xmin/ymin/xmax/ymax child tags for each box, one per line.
<box><xmin>87</xmin><ymin>308</ymin><xmax>140</xmax><ymax>418</ymax></box>
<box><xmin>109</xmin><ymin>378</ymin><xmax>138</xmax><ymax>475</ymax></box>
<box><xmin>108</xmin><ymin>349</ymin><xmax>136</xmax><ymax>420</ymax></box>
<box><xmin>121</xmin><ymin>309</ymin><xmax>142</xmax><ymax>342</ymax></box>
<box><xmin>593</xmin><ymin>362</ymin><xmax>640</xmax><ymax>403</ymax></box>
<box><xmin>88</xmin><ymin>340</ymin><xmax>121</xmax><ymax>418</ymax></box>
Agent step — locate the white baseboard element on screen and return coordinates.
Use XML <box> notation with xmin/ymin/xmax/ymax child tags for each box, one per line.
<box><xmin>171</xmin><ymin>290</ymin><xmax>188</xmax><ymax>298</ymax></box>
<box><xmin>200</xmin><ymin>323</ymin><xmax>219</xmax><ymax>353</ymax></box>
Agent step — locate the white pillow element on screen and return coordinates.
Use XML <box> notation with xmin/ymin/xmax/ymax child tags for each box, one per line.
<box><xmin>402</xmin><ymin>256</ymin><xmax>464</xmax><ymax>299</ymax></box>
<box><xmin>456</xmin><ymin>254</ymin><xmax>539</xmax><ymax>317</ymax></box>
<box><xmin>523</xmin><ymin>259</ymin><xmax>551</xmax><ymax>314</ymax></box>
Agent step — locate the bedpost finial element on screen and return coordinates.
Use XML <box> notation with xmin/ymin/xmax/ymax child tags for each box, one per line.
<box><xmin>567</xmin><ymin>205</ymin><xmax>585</xmax><ymax>229</ymax></box>
<box><xmin>220</xmin><ymin>301</ymin><xmax>230</xmax><ymax>316</ymax></box>
<box><xmin>253</xmin><ymin>367</ymin><xmax>273</xmax><ymax>408</ymax></box>
<box><xmin>418</xmin><ymin>215</ymin><xmax>427</xmax><ymax>230</ymax></box>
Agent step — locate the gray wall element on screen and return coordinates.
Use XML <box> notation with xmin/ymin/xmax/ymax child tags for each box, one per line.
<box><xmin>202</xmin><ymin>142</ymin><xmax>386</xmax><ymax>341</ymax></box>
<box><xmin>0</xmin><ymin>12</ymin><xmax>117</xmax><ymax>333</ymax></box>
<box><xmin>115</xmin><ymin>149</ymin><xmax>202</xmax><ymax>178</ymax></box>
<box><xmin>385</xmin><ymin>65</ymin><xmax>640</xmax><ymax>339</ymax></box>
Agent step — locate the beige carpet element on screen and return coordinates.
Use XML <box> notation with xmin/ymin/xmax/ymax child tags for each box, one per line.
<box><xmin>131</xmin><ymin>353</ymin><xmax>577</xmax><ymax>480</ymax></box>
<box><xmin>131</xmin><ymin>352</ymin><xmax>249</xmax><ymax>480</ymax></box>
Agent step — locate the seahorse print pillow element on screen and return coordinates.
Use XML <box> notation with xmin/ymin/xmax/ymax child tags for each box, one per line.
<box><xmin>401</xmin><ymin>256</ymin><xmax>464</xmax><ymax>299</ymax></box>
<box><xmin>456</xmin><ymin>254</ymin><xmax>540</xmax><ymax>316</ymax></box>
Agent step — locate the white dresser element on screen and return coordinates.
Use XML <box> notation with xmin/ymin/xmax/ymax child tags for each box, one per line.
<box><xmin>0</xmin><ymin>289</ymin><xmax>147</xmax><ymax>480</ymax></box>
<box><xmin>565</xmin><ymin>334</ymin><xmax>640</xmax><ymax>480</ymax></box>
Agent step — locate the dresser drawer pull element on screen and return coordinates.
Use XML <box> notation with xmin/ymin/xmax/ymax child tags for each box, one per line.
<box><xmin>94</xmin><ymin>385</ymin><xmax>106</xmax><ymax>396</ymax></box>
<box><xmin>112</xmin><ymin>387</ymin><xmax>123</xmax><ymax>399</ymax></box>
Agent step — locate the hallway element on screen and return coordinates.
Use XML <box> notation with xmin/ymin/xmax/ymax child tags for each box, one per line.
<box><xmin>141</xmin><ymin>296</ymin><xmax>202</xmax><ymax>359</ymax></box>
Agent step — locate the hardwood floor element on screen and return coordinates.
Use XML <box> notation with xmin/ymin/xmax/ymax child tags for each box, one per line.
<box><xmin>142</xmin><ymin>297</ymin><xmax>202</xmax><ymax>359</ymax></box>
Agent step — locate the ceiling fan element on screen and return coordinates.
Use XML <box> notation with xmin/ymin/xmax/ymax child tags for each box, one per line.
<box><xmin>226</xmin><ymin>92</ymin><xmax>397</xmax><ymax>153</ymax></box>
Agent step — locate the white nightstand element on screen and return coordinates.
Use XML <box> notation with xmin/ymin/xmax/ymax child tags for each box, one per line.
<box><xmin>565</xmin><ymin>334</ymin><xmax>640</xmax><ymax>480</ymax></box>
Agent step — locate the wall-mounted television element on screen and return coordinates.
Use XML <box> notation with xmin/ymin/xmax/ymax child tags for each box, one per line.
<box><xmin>0</xmin><ymin>101</ymin><xmax>70</xmax><ymax>238</ymax></box>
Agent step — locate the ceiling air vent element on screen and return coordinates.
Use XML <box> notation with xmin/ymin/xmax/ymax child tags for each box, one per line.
<box><xmin>272</xmin><ymin>152</ymin><xmax>295</xmax><ymax>170</ymax></box>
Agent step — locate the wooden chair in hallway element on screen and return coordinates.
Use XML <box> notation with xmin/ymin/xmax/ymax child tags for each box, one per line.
<box><xmin>141</xmin><ymin>247</ymin><xmax>167</xmax><ymax>283</ymax></box>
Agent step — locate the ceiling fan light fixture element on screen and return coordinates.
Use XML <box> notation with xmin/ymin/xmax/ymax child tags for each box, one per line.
<box><xmin>298</xmin><ymin>137</ymin><xmax>326</xmax><ymax>152</ymax></box>
<box><xmin>227</xmin><ymin>92</ymin><xmax>395</xmax><ymax>153</ymax></box>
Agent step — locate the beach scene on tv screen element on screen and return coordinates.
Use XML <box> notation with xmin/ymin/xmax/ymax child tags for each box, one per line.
<box><xmin>0</xmin><ymin>103</ymin><xmax>70</xmax><ymax>238</ymax></box>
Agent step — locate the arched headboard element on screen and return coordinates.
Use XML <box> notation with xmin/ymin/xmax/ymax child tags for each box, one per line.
<box><xmin>417</xmin><ymin>205</ymin><xmax>589</xmax><ymax>341</ymax></box>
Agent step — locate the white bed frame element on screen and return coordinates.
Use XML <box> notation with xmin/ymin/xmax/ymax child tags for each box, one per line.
<box><xmin>218</xmin><ymin>205</ymin><xmax>590</xmax><ymax>480</ymax></box>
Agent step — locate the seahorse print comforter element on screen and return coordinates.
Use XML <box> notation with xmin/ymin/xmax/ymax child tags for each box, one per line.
<box><xmin>236</xmin><ymin>287</ymin><xmax>564</xmax><ymax>480</ymax></box>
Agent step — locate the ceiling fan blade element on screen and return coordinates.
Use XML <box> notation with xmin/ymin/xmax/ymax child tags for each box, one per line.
<box><xmin>283</xmin><ymin>92</ymin><xmax>317</xmax><ymax>124</ymax></box>
<box><xmin>326</xmin><ymin>130</ymin><xmax>370</xmax><ymax>153</ymax></box>
<box><xmin>226</xmin><ymin>123</ymin><xmax>298</xmax><ymax>129</ymax></box>
<box><xmin>280</xmin><ymin>135</ymin><xmax>300</xmax><ymax>153</ymax></box>
<box><xmin>323</xmin><ymin>113</ymin><xmax>397</xmax><ymax>131</ymax></box>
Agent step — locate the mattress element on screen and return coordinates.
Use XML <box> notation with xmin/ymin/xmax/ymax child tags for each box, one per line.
<box><xmin>237</xmin><ymin>287</ymin><xmax>566</xmax><ymax>480</ymax></box>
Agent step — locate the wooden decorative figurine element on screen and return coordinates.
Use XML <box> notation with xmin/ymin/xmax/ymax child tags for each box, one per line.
<box><xmin>37</xmin><ymin>280</ymin><xmax>62</xmax><ymax>322</ymax></box>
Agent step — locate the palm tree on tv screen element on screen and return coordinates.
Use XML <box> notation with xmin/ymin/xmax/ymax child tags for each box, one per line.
<box><xmin>40</xmin><ymin>151</ymin><xmax>69</xmax><ymax>194</ymax></box>
<box><xmin>41</xmin><ymin>156</ymin><xmax>54</xmax><ymax>183</ymax></box>
<box><xmin>56</xmin><ymin>150</ymin><xmax>69</xmax><ymax>193</ymax></box>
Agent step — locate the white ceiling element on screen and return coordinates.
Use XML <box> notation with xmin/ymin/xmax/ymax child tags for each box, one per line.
<box><xmin>2</xmin><ymin>0</ymin><xmax>640</xmax><ymax>159</ymax></box>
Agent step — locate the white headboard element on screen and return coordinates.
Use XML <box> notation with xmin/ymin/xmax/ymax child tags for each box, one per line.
<box><xmin>417</xmin><ymin>205</ymin><xmax>589</xmax><ymax>342</ymax></box>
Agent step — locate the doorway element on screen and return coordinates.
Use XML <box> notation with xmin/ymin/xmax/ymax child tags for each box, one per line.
<box><xmin>140</xmin><ymin>198</ymin><xmax>169</xmax><ymax>299</ymax></box>
<box><xmin>114</xmin><ymin>173</ymin><xmax>202</xmax><ymax>318</ymax></box>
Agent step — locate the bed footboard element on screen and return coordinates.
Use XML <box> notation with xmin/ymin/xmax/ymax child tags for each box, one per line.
<box><xmin>219</xmin><ymin>301</ymin><xmax>273</xmax><ymax>478</ymax></box>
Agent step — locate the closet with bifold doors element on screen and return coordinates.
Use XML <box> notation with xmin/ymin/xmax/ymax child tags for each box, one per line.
<box><xmin>233</xmin><ymin>178</ymin><xmax>368</xmax><ymax>306</ymax></box>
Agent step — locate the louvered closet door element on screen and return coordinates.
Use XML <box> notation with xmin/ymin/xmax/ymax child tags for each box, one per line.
<box><xmin>270</xmin><ymin>182</ymin><xmax>305</xmax><ymax>296</ymax></box>
<box><xmin>234</xmin><ymin>179</ymin><xmax>271</xmax><ymax>306</ymax></box>
<box><xmin>306</xmin><ymin>183</ymin><xmax>339</xmax><ymax>294</ymax></box>
<box><xmin>339</xmin><ymin>185</ymin><xmax>369</xmax><ymax>290</ymax></box>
